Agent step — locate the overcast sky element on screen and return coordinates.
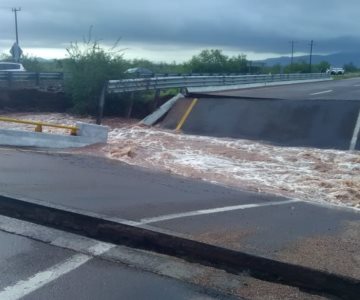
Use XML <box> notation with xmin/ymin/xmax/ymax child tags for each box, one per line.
<box><xmin>0</xmin><ymin>0</ymin><xmax>359</xmax><ymax>62</ymax></box>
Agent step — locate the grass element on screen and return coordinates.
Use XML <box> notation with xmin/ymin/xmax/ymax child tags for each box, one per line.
<box><xmin>332</xmin><ymin>72</ymin><xmax>360</xmax><ymax>80</ymax></box>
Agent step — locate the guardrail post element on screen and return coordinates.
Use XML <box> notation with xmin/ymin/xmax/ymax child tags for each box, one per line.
<box><xmin>35</xmin><ymin>73</ymin><xmax>40</xmax><ymax>87</ymax></box>
<box><xmin>96</xmin><ymin>83</ymin><xmax>107</xmax><ymax>125</ymax></box>
<box><xmin>7</xmin><ymin>72</ymin><xmax>13</xmax><ymax>88</ymax></box>
<box><xmin>179</xmin><ymin>87</ymin><xmax>187</xmax><ymax>95</ymax></box>
<box><xmin>152</xmin><ymin>89</ymin><xmax>161</xmax><ymax>112</ymax></box>
<box><xmin>126</xmin><ymin>91</ymin><xmax>135</xmax><ymax>119</ymax></box>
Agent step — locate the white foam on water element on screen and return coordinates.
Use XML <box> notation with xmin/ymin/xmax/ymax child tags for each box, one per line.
<box><xmin>1</xmin><ymin>113</ymin><xmax>359</xmax><ymax>210</ymax></box>
<box><xmin>105</xmin><ymin>125</ymin><xmax>360</xmax><ymax>210</ymax></box>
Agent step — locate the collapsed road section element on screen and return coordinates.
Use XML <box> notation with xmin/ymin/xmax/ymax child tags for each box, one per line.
<box><xmin>160</xmin><ymin>95</ymin><xmax>360</xmax><ymax>150</ymax></box>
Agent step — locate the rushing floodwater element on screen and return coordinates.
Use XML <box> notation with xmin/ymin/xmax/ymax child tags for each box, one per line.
<box><xmin>2</xmin><ymin>113</ymin><xmax>359</xmax><ymax>210</ymax></box>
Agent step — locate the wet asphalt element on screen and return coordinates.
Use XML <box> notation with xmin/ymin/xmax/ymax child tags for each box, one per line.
<box><xmin>208</xmin><ymin>77</ymin><xmax>360</xmax><ymax>100</ymax></box>
<box><xmin>0</xmin><ymin>230</ymin><xmax>73</xmax><ymax>290</ymax></box>
<box><xmin>0</xmin><ymin>148</ymin><xmax>359</xmax><ymax>278</ymax></box>
<box><xmin>0</xmin><ymin>230</ymin><xmax>226</xmax><ymax>300</ymax></box>
<box><xmin>0</xmin><ymin>148</ymin><xmax>286</xmax><ymax>220</ymax></box>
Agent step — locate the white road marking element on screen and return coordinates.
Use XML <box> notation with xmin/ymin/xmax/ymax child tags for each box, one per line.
<box><xmin>309</xmin><ymin>90</ymin><xmax>333</xmax><ymax>96</ymax></box>
<box><xmin>353</xmin><ymin>84</ymin><xmax>360</xmax><ymax>87</ymax></box>
<box><xmin>139</xmin><ymin>199</ymin><xmax>301</xmax><ymax>225</ymax></box>
<box><xmin>349</xmin><ymin>109</ymin><xmax>360</xmax><ymax>151</ymax></box>
<box><xmin>0</xmin><ymin>243</ymin><xmax>114</xmax><ymax>300</ymax></box>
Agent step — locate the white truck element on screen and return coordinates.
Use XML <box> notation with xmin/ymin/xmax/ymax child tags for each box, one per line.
<box><xmin>326</xmin><ymin>67</ymin><xmax>345</xmax><ymax>75</ymax></box>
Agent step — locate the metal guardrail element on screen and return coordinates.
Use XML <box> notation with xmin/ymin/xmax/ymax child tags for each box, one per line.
<box><xmin>131</xmin><ymin>72</ymin><xmax>255</xmax><ymax>77</ymax></box>
<box><xmin>107</xmin><ymin>73</ymin><xmax>330</xmax><ymax>94</ymax></box>
<box><xmin>0</xmin><ymin>117</ymin><xmax>77</xmax><ymax>135</ymax></box>
<box><xmin>95</xmin><ymin>72</ymin><xmax>331</xmax><ymax>124</ymax></box>
<box><xmin>0</xmin><ymin>72</ymin><xmax>330</xmax><ymax>92</ymax></box>
<box><xmin>0</xmin><ymin>71</ymin><xmax>63</xmax><ymax>81</ymax></box>
<box><xmin>0</xmin><ymin>72</ymin><xmax>64</xmax><ymax>88</ymax></box>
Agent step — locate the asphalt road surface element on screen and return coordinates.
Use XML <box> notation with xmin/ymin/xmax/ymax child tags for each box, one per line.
<box><xmin>162</xmin><ymin>79</ymin><xmax>360</xmax><ymax>150</ymax></box>
<box><xmin>209</xmin><ymin>77</ymin><xmax>360</xmax><ymax>100</ymax></box>
<box><xmin>0</xmin><ymin>148</ymin><xmax>359</xmax><ymax>283</ymax></box>
<box><xmin>161</xmin><ymin>96</ymin><xmax>360</xmax><ymax>150</ymax></box>
<box><xmin>0</xmin><ymin>226</ymin><xmax>230</xmax><ymax>300</ymax></box>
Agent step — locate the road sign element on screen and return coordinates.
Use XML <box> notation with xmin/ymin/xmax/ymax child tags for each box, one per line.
<box><xmin>10</xmin><ymin>42</ymin><xmax>23</xmax><ymax>62</ymax></box>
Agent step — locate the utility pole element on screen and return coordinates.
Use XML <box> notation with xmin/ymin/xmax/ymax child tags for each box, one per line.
<box><xmin>309</xmin><ymin>40</ymin><xmax>314</xmax><ymax>73</ymax></box>
<box><xmin>289</xmin><ymin>41</ymin><xmax>297</xmax><ymax>72</ymax></box>
<box><xmin>290</xmin><ymin>41</ymin><xmax>295</xmax><ymax>66</ymax></box>
<box><xmin>12</xmin><ymin>7</ymin><xmax>21</xmax><ymax>45</ymax></box>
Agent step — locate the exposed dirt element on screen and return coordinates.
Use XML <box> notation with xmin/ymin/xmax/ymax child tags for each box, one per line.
<box><xmin>192</xmin><ymin>269</ymin><xmax>327</xmax><ymax>300</ymax></box>
<box><xmin>279</xmin><ymin>221</ymin><xmax>360</xmax><ymax>279</ymax></box>
<box><xmin>235</xmin><ymin>277</ymin><xmax>327</xmax><ymax>300</ymax></box>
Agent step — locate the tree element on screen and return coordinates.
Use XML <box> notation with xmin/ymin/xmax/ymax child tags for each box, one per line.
<box><xmin>125</xmin><ymin>59</ymin><xmax>185</xmax><ymax>75</ymax></box>
<box><xmin>183</xmin><ymin>49</ymin><xmax>248</xmax><ymax>73</ymax></box>
<box><xmin>185</xmin><ymin>49</ymin><xmax>228</xmax><ymax>73</ymax></box>
<box><xmin>270</xmin><ymin>64</ymin><xmax>282</xmax><ymax>74</ymax></box>
<box><xmin>284</xmin><ymin>60</ymin><xmax>308</xmax><ymax>73</ymax></box>
<box><xmin>343</xmin><ymin>62</ymin><xmax>358</xmax><ymax>73</ymax></box>
<box><xmin>64</xmin><ymin>34</ymin><xmax>126</xmax><ymax>114</ymax></box>
<box><xmin>0</xmin><ymin>53</ymin><xmax>12</xmax><ymax>62</ymax></box>
<box><xmin>283</xmin><ymin>60</ymin><xmax>330</xmax><ymax>74</ymax></box>
<box><xmin>227</xmin><ymin>54</ymin><xmax>248</xmax><ymax>73</ymax></box>
<box><xmin>21</xmin><ymin>55</ymin><xmax>63</xmax><ymax>72</ymax></box>
<box><xmin>317</xmin><ymin>61</ymin><xmax>331</xmax><ymax>73</ymax></box>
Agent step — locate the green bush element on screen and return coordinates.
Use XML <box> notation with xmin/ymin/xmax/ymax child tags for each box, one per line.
<box><xmin>21</xmin><ymin>55</ymin><xmax>63</xmax><ymax>72</ymax></box>
<box><xmin>64</xmin><ymin>36</ymin><xmax>127</xmax><ymax>115</ymax></box>
<box><xmin>343</xmin><ymin>62</ymin><xmax>358</xmax><ymax>73</ymax></box>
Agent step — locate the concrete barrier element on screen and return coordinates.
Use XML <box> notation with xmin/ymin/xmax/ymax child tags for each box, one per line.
<box><xmin>0</xmin><ymin>122</ymin><xmax>108</xmax><ymax>148</ymax></box>
<box><xmin>141</xmin><ymin>93</ymin><xmax>185</xmax><ymax>126</ymax></box>
<box><xmin>187</xmin><ymin>78</ymin><xmax>332</xmax><ymax>93</ymax></box>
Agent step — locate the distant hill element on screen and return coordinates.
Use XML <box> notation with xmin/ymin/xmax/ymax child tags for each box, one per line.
<box><xmin>258</xmin><ymin>52</ymin><xmax>360</xmax><ymax>67</ymax></box>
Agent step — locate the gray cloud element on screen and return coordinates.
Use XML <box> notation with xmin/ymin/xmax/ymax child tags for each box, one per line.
<box><xmin>1</xmin><ymin>0</ymin><xmax>360</xmax><ymax>59</ymax></box>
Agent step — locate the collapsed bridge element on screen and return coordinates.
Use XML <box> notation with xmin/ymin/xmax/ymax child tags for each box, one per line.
<box><xmin>158</xmin><ymin>94</ymin><xmax>360</xmax><ymax>151</ymax></box>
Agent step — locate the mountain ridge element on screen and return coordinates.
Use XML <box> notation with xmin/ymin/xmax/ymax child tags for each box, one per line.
<box><xmin>257</xmin><ymin>52</ymin><xmax>360</xmax><ymax>67</ymax></box>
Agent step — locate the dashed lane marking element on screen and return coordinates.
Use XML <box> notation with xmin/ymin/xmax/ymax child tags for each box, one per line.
<box><xmin>309</xmin><ymin>89</ymin><xmax>333</xmax><ymax>96</ymax></box>
<box><xmin>137</xmin><ymin>199</ymin><xmax>301</xmax><ymax>225</ymax></box>
<box><xmin>0</xmin><ymin>242</ymin><xmax>114</xmax><ymax>300</ymax></box>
